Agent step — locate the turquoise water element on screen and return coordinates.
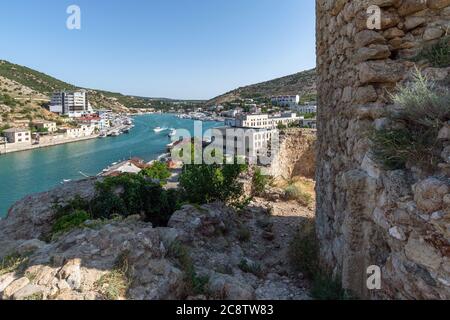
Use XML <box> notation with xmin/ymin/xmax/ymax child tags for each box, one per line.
<box><xmin>0</xmin><ymin>114</ymin><xmax>222</xmax><ymax>217</ymax></box>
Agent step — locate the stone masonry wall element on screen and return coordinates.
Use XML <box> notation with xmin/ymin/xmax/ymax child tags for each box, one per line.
<box><xmin>316</xmin><ymin>0</ymin><xmax>450</xmax><ymax>299</ymax></box>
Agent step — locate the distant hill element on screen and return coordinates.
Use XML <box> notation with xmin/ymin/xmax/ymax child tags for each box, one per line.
<box><xmin>207</xmin><ymin>68</ymin><xmax>316</xmax><ymax>106</ymax></box>
<box><xmin>0</xmin><ymin>60</ymin><xmax>159</xmax><ymax>115</ymax></box>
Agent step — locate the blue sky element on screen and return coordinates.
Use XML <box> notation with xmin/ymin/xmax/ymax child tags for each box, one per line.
<box><xmin>0</xmin><ymin>0</ymin><xmax>316</xmax><ymax>99</ymax></box>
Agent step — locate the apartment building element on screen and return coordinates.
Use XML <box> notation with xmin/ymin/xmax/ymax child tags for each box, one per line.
<box><xmin>271</xmin><ymin>95</ymin><xmax>300</xmax><ymax>107</ymax></box>
<box><xmin>210</xmin><ymin>126</ymin><xmax>277</xmax><ymax>163</ymax></box>
<box><xmin>2</xmin><ymin>128</ymin><xmax>31</xmax><ymax>144</ymax></box>
<box><xmin>50</xmin><ymin>90</ymin><xmax>93</xmax><ymax>117</ymax></box>
<box><xmin>235</xmin><ymin>112</ymin><xmax>300</xmax><ymax>129</ymax></box>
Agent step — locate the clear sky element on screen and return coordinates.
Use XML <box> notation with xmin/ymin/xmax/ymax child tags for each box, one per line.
<box><xmin>0</xmin><ymin>0</ymin><xmax>316</xmax><ymax>100</ymax></box>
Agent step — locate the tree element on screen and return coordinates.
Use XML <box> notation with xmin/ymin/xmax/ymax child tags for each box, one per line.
<box><xmin>179</xmin><ymin>162</ymin><xmax>248</xmax><ymax>205</ymax></box>
<box><xmin>141</xmin><ymin>161</ymin><xmax>172</xmax><ymax>184</ymax></box>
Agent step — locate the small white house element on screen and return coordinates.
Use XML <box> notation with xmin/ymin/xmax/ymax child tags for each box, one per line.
<box><xmin>2</xmin><ymin>128</ymin><xmax>31</xmax><ymax>144</ymax></box>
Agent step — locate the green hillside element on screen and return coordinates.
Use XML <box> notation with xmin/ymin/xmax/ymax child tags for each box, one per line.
<box><xmin>207</xmin><ymin>68</ymin><xmax>317</xmax><ymax>106</ymax></box>
<box><xmin>0</xmin><ymin>60</ymin><xmax>77</xmax><ymax>94</ymax></box>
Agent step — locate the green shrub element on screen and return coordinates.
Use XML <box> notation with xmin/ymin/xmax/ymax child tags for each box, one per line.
<box><xmin>288</xmin><ymin>219</ymin><xmax>319</xmax><ymax>278</ymax></box>
<box><xmin>370</xmin><ymin>69</ymin><xmax>450</xmax><ymax>171</ymax></box>
<box><xmin>51</xmin><ymin>210</ymin><xmax>90</xmax><ymax>236</ymax></box>
<box><xmin>252</xmin><ymin>168</ymin><xmax>270</xmax><ymax>196</ymax></box>
<box><xmin>168</xmin><ymin>241</ymin><xmax>209</xmax><ymax>296</ymax></box>
<box><xmin>415</xmin><ymin>36</ymin><xmax>450</xmax><ymax>68</ymax></box>
<box><xmin>92</xmin><ymin>174</ymin><xmax>181</xmax><ymax>226</ymax></box>
<box><xmin>0</xmin><ymin>93</ymin><xmax>18</xmax><ymax>107</ymax></box>
<box><xmin>51</xmin><ymin>175</ymin><xmax>182</xmax><ymax>232</ymax></box>
<box><xmin>179</xmin><ymin>162</ymin><xmax>247</xmax><ymax>205</ymax></box>
<box><xmin>288</xmin><ymin>219</ymin><xmax>353</xmax><ymax>300</ymax></box>
<box><xmin>0</xmin><ymin>253</ymin><xmax>29</xmax><ymax>276</ymax></box>
<box><xmin>284</xmin><ymin>185</ymin><xmax>313</xmax><ymax>207</ymax></box>
<box><xmin>140</xmin><ymin>161</ymin><xmax>171</xmax><ymax>185</ymax></box>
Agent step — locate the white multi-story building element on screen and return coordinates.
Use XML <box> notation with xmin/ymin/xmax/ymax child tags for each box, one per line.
<box><xmin>50</xmin><ymin>90</ymin><xmax>93</xmax><ymax>117</ymax></box>
<box><xmin>235</xmin><ymin>112</ymin><xmax>300</xmax><ymax>129</ymax></box>
<box><xmin>271</xmin><ymin>95</ymin><xmax>300</xmax><ymax>107</ymax></box>
<box><xmin>210</xmin><ymin>126</ymin><xmax>277</xmax><ymax>164</ymax></box>
<box><xmin>291</xmin><ymin>105</ymin><xmax>317</xmax><ymax>114</ymax></box>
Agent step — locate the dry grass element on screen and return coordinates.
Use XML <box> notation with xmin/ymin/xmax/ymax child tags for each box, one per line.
<box><xmin>272</xmin><ymin>176</ymin><xmax>316</xmax><ymax>208</ymax></box>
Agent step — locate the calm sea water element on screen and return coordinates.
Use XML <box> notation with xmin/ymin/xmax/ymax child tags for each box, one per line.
<box><xmin>0</xmin><ymin>114</ymin><xmax>222</xmax><ymax>217</ymax></box>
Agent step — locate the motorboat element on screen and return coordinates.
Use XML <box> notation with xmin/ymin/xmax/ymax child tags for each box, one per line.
<box><xmin>154</xmin><ymin>127</ymin><xmax>165</xmax><ymax>133</ymax></box>
<box><xmin>168</xmin><ymin>129</ymin><xmax>176</xmax><ymax>137</ymax></box>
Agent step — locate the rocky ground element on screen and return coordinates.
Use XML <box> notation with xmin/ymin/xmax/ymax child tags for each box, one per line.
<box><xmin>0</xmin><ymin>179</ymin><xmax>314</xmax><ymax>300</ymax></box>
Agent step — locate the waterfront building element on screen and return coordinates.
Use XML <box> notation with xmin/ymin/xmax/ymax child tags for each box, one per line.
<box><xmin>33</xmin><ymin>120</ymin><xmax>58</xmax><ymax>133</ymax></box>
<box><xmin>2</xmin><ymin>128</ymin><xmax>32</xmax><ymax>144</ymax></box>
<box><xmin>76</xmin><ymin>116</ymin><xmax>110</xmax><ymax>130</ymax></box>
<box><xmin>59</xmin><ymin>124</ymin><xmax>97</xmax><ymax>139</ymax></box>
<box><xmin>271</xmin><ymin>95</ymin><xmax>300</xmax><ymax>107</ymax></box>
<box><xmin>235</xmin><ymin>112</ymin><xmax>300</xmax><ymax>129</ymax></box>
<box><xmin>49</xmin><ymin>90</ymin><xmax>93</xmax><ymax>117</ymax></box>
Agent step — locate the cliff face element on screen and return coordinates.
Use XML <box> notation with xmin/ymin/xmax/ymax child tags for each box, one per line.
<box><xmin>316</xmin><ymin>0</ymin><xmax>450</xmax><ymax>299</ymax></box>
<box><xmin>269</xmin><ymin>129</ymin><xmax>316</xmax><ymax>181</ymax></box>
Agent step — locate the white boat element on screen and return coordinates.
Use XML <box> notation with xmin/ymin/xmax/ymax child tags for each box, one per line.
<box><xmin>168</xmin><ymin>129</ymin><xmax>177</xmax><ymax>137</ymax></box>
<box><xmin>154</xmin><ymin>127</ymin><xmax>165</xmax><ymax>133</ymax></box>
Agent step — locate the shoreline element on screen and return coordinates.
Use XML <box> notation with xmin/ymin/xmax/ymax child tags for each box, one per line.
<box><xmin>0</xmin><ymin>135</ymin><xmax>99</xmax><ymax>155</ymax></box>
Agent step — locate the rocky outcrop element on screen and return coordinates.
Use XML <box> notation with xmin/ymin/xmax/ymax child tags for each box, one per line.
<box><xmin>316</xmin><ymin>0</ymin><xmax>450</xmax><ymax>299</ymax></box>
<box><xmin>269</xmin><ymin>129</ymin><xmax>316</xmax><ymax>180</ymax></box>
<box><xmin>0</xmin><ymin>182</ymin><xmax>310</xmax><ymax>300</ymax></box>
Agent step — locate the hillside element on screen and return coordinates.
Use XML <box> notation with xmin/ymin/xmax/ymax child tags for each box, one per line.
<box><xmin>0</xmin><ymin>60</ymin><xmax>152</xmax><ymax>121</ymax></box>
<box><xmin>207</xmin><ymin>68</ymin><xmax>317</xmax><ymax>106</ymax></box>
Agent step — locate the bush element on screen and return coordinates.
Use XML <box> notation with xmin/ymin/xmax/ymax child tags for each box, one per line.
<box><xmin>179</xmin><ymin>162</ymin><xmax>247</xmax><ymax>205</ymax></box>
<box><xmin>52</xmin><ymin>175</ymin><xmax>182</xmax><ymax>232</ymax></box>
<box><xmin>370</xmin><ymin>69</ymin><xmax>450</xmax><ymax>171</ymax></box>
<box><xmin>288</xmin><ymin>219</ymin><xmax>319</xmax><ymax>278</ymax></box>
<box><xmin>0</xmin><ymin>253</ymin><xmax>29</xmax><ymax>276</ymax></box>
<box><xmin>91</xmin><ymin>174</ymin><xmax>181</xmax><ymax>226</ymax></box>
<box><xmin>415</xmin><ymin>36</ymin><xmax>450</xmax><ymax>68</ymax></box>
<box><xmin>252</xmin><ymin>168</ymin><xmax>270</xmax><ymax>196</ymax></box>
<box><xmin>168</xmin><ymin>241</ymin><xmax>209</xmax><ymax>296</ymax></box>
<box><xmin>51</xmin><ymin>210</ymin><xmax>90</xmax><ymax>237</ymax></box>
<box><xmin>288</xmin><ymin>219</ymin><xmax>353</xmax><ymax>300</ymax></box>
<box><xmin>140</xmin><ymin>161</ymin><xmax>171</xmax><ymax>185</ymax></box>
<box><xmin>284</xmin><ymin>185</ymin><xmax>313</xmax><ymax>207</ymax></box>
<box><xmin>0</xmin><ymin>93</ymin><xmax>18</xmax><ymax>107</ymax></box>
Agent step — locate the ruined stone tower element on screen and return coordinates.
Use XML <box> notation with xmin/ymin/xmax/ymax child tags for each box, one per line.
<box><xmin>316</xmin><ymin>0</ymin><xmax>450</xmax><ymax>299</ymax></box>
